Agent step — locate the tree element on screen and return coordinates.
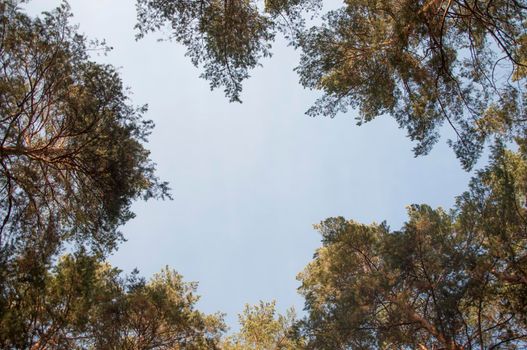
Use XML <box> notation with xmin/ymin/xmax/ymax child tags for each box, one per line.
<box><xmin>297</xmin><ymin>144</ymin><xmax>527</xmax><ymax>349</ymax></box>
<box><xmin>297</xmin><ymin>0</ymin><xmax>527</xmax><ymax>169</ymax></box>
<box><xmin>100</xmin><ymin>267</ymin><xmax>226</xmax><ymax>350</ymax></box>
<box><xmin>135</xmin><ymin>0</ymin><xmax>320</xmax><ymax>102</ymax></box>
<box><xmin>0</xmin><ymin>250</ymin><xmax>123</xmax><ymax>349</ymax></box>
<box><xmin>0</xmin><ymin>1</ymin><xmax>170</xmax><ymax>264</ymax></box>
<box><xmin>136</xmin><ymin>0</ymin><xmax>527</xmax><ymax>169</ymax></box>
<box><xmin>0</xmin><ymin>251</ymin><xmax>225</xmax><ymax>349</ymax></box>
<box><xmin>0</xmin><ymin>5</ymin><xmax>172</xmax><ymax>345</ymax></box>
<box><xmin>222</xmin><ymin>301</ymin><xmax>303</xmax><ymax>350</ymax></box>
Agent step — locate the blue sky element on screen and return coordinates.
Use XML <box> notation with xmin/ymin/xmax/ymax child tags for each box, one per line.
<box><xmin>27</xmin><ymin>0</ymin><xmax>472</xmax><ymax>330</ymax></box>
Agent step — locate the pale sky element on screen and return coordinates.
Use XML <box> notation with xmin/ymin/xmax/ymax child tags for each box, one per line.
<box><xmin>26</xmin><ymin>0</ymin><xmax>471</xmax><ymax>330</ymax></box>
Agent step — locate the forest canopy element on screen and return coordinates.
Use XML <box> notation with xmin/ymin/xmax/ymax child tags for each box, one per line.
<box><xmin>298</xmin><ymin>143</ymin><xmax>527</xmax><ymax>349</ymax></box>
<box><xmin>1</xmin><ymin>0</ymin><xmax>527</xmax><ymax>349</ymax></box>
<box><xmin>0</xmin><ymin>0</ymin><xmax>170</xmax><ymax>260</ymax></box>
<box><xmin>137</xmin><ymin>0</ymin><xmax>527</xmax><ymax>169</ymax></box>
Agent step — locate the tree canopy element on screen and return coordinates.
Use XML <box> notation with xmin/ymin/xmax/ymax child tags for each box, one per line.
<box><xmin>0</xmin><ymin>3</ymin><xmax>209</xmax><ymax>348</ymax></box>
<box><xmin>3</xmin><ymin>1</ymin><xmax>527</xmax><ymax>349</ymax></box>
<box><xmin>0</xmin><ymin>1</ymin><xmax>170</xmax><ymax>265</ymax></box>
<box><xmin>0</xmin><ymin>251</ymin><xmax>225</xmax><ymax>349</ymax></box>
<box><xmin>298</xmin><ymin>0</ymin><xmax>527</xmax><ymax>169</ymax></box>
<box><xmin>135</xmin><ymin>0</ymin><xmax>320</xmax><ymax>102</ymax></box>
<box><xmin>222</xmin><ymin>301</ymin><xmax>302</xmax><ymax>350</ymax></box>
<box><xmin>136</xmin><ymin>0</ymin><xmax>527</xmax><ymax>169</ymax></box>
<box><xmin>297</xmin><ymin>143</ymin><xmax>527</xmax><ymax>349</ymax></box>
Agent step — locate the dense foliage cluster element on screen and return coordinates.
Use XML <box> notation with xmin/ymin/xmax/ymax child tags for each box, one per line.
<box><xmin>0</xmin><ymin>2</ymin><xmax>225</xmax><ymax>349</ymax></box>
<box><xmin>222</xmin><ymin>301</ymin><xmax>302</xmax><ymax>350</ymax></box>
<box><xmin>0</xmin><ymin>1</ymin><xmax>170</xmax><ymax>260</ymax></box>
<box><xmin>298</xmin><ymin>0</ymin><xmax>527</xmax><ymax>169</ymax></box>
<box><xmin>137</xmin><ymin>0</ymin><xmax>527</xmax><ymax>169</ymax></box>
<box><xmin>298</xmin><ymin>144</ymin><xmax>527</xmax><ymax>349</ymax></box>
<box><xmin>135</xmin><ymin>0</ymin><xmax>320</xmax><ymax>102</ymax></box>
<box><xmin>1</xmin><ymin>252</ymin><xmax>225</xmax><ymax>349</ymax></box>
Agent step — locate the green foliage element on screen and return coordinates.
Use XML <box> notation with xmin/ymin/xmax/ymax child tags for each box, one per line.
<box><xmin>135</xmin><ymin>0</ymin><xmax>320</xmax><ymax>102</ymax></box>
<box><xmin>4</xmin><ymin>1</ymin><xmax>527</xmax><ymax>349</ymax></box>
<box><xmin>297</xmin><ymin>144</ymin><xmax>527</xmax><ymax>349</ymax></box>
<box><xmin>136</xmin><ymin>0</ymin><xmax>527</xmax><ymax>169</ymax></box>
<box><xmin>0</xmin><ymin>252</ymin><xmax>225</xmax><ymax>349</ymax></box>
<box><xmin>222</xmin><ymin>301</ymin><xmax>303</xmax><ymax>350</ymax></box>
<box><xmin>298</xmin><ymin>0</ymin><xmax>527</xmax><ymax>169</ymax></box>
<box><xmin>0</xmin><ymin>1</ymin><xmax>170</xmax><ymax>261</ymax></box>
<box><xmin>0</xmin><ymin>3</ymin><xmax>180</xmax><ymax>347</ymax></box>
